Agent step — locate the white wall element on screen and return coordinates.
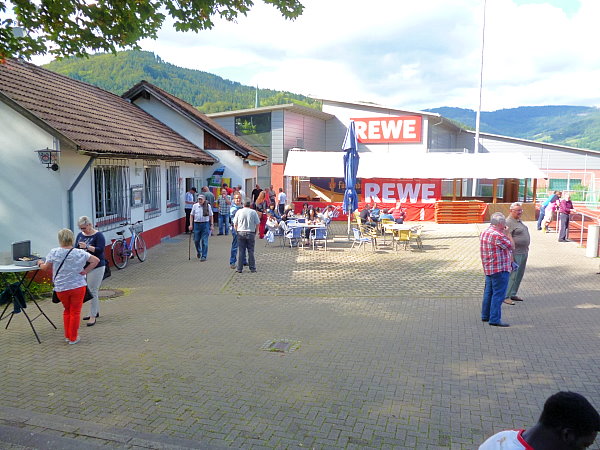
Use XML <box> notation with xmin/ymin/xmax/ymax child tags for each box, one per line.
<box><xmin>132</xmin><ymin>97</ymin><xmax>256</xmax><ymax>191</ymax></box>
<box><xmin>458</xmin><ymin>132</ymin><xmax>600</xmax><ymax>171</ymax></box>
<box><xmin>0</xmin><ymin>101</ymin><xmax>69</xmax><ymax>258</ymax></box>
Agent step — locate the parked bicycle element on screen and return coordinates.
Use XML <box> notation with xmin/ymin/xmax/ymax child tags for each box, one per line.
<box><xmin>111</xmin><ymin>221</ymin><xmax>147</xmax><ymax>269</ymax></box>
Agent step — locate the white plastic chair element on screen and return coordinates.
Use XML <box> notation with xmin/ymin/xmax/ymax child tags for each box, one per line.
<box><xmin>309</xmin><ymin>227</ymin><xmax>328</xmax><ymax>251</ymax></box>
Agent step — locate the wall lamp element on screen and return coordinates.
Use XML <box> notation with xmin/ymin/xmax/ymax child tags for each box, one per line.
<box><xmin>35</xmin><ymin>147</ymin><xmax>60</xmax><ymax>171</ymax></box>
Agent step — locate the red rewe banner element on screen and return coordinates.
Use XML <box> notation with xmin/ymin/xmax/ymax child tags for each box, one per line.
<box><xmin>362</xmin><ymin>179</ymin><xmax>441</xmax><ymax>203</ymax></box>
<box><xmin>352</xmin><ymin>116</ymin><xmax>422</xmax><ymax>143</ymax></box>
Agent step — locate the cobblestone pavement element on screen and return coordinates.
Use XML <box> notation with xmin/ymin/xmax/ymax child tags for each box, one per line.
<box><xmin>1</xmin><ymin>222</ymin><xmax>599</xmax><ymax>449</ymax></box>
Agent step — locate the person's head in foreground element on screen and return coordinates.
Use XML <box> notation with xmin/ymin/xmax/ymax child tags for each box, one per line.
<box><xmin>480</xmin><ymin>391</ymin><xmax>599</xmax><ymax>450</ymax></box>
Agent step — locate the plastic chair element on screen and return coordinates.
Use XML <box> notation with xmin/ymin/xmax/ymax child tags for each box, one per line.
<box><xmin>394</xmin><ymin>229</ymin><xmax>412</xmax><ymax>251</ymax></box>
<box><xmin>351</xmin><ymin>227</ymin><xmax>373</xmax><ymax>251</ymax></box>
<box><xmin>309</xmin><ymin>227</ymin><xmax>328</xmax><ymax>251</ymax></box>
<box><xmin>410</xmin><ymin>225</ymin><xmax>423</xmax><ymax>249</ymax></box>
<box><xmin>296</xmin><ymin>217</ymin><xmax>306</xmax><ymax>224</ymax></box>
<box><xmin>380</xmin><ymin>219</ymin><xmax>395</xmax><ymax>244</ymax></box>
<box><xmin>285</xmin><ymin>226</ymin><xmax>304</xmax><ymax>248</ymax></box>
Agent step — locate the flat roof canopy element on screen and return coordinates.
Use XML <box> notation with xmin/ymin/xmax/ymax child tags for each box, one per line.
<box><xmin>284</xmin><ymin>151</ymin><xmax>547</xmax><ymax>179</ymax></box>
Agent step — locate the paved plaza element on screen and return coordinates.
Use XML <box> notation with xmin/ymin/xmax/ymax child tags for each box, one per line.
<box><xmin>1</xmin><ymin>221</ymin><xmax>599</xmax><ymax>449</ymax></box>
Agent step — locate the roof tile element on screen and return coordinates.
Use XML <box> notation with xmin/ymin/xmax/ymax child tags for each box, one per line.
<box><xmin>0</xmin><ymin>59</ymin><xmax>216</xmax><ymax>164</ymax></box>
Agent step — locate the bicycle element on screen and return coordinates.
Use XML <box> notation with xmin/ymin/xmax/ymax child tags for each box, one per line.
<box><xmin>111</xmin><ymin>221</ymin><xmax>147</xmax><ymax>269</ymax></box>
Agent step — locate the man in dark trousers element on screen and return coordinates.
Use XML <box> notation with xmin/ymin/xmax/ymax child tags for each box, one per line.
<box><xmin>504</xmin><ymin>202</ymin><xmax>530</xmax><ymax>304</ymax></box>
<box><xmin>480</xmin><ymin>212</ymin><xmax>514</xmax><ymax>327</ymax></box>
<box><xmin>232</xmin><ymin>200</ymin><xmax>260</xmax><ymax>273</ymax></box>
<box><xmin>558</xmin><ymin>192</ymin><xmax>575</xmax><ymax>242</ymax></box>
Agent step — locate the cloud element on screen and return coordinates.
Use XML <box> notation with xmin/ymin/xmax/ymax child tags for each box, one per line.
<box><xmin>137</xmin><ymin>0</ymin><xmax>600</xmax><ymax>110</ymax></box>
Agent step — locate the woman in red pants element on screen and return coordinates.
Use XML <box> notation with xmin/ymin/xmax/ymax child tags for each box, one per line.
<box><xmin>38</xmin><ymin>229</ymin><xmax>99</xmax><ymax>345</ymax></box>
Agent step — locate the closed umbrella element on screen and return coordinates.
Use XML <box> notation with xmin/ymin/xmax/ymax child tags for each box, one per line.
<box><xmin>342</xmin><ymin>121</ymin><xmax>360</xmax><ymax>236</ymax></box>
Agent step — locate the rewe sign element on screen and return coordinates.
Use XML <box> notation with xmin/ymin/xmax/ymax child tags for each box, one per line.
<box><xmin>362</xmin><ymin>179</ymin><xmax>441</xmax><ymax>203</ymax></box>
<box><xmin>353</xmin><ymin>116</ymin><xmax>422</xmax><ymax>143</ymax></box>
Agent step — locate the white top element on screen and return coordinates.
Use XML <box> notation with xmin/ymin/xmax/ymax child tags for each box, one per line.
<box><xmin>191</xmin><ymin>202</ymin><xmax>213</xmax><ymax>223</ymax></box>
<box><xmin>277</xmin><ymin>192</ymin><xmax>287</xmax><ymax>205</ymax></box>
<box><xmin>479</xmin><ymin>430</ymin><xmax>531</xmax><ymax>450</ymax></box>
<box><xmin>233</xmin><ymin>207</ymin><xmax>260</xmax><ymax>232</ymax></box>
<box><xmin>184</xmin><ymin>191</ymin><xmax>195</xmax><ymax>208</ymax></box>
<box><xmin>45</xmin><ymin>247</ymin><xmax>91</xmax><ymax>292</ymax></box>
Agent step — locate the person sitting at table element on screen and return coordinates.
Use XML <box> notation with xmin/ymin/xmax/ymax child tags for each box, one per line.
<box><xmin>379</xmin><ymin>208</ymin><xmax>395</xmax><ymax>221</ymax></box>
<box><xmin>359</xmin><ymin>204</ymin><xmax>377</xmax><ymax>228</ymax></box>
<box><xmin>370</xmin><ymin>203</ymin><xmax>381</xmax><ymax>223</ymax></box>
<box><xmin>301</xmin><ymin>202</ymin><xmax>310</xmax><ymax>216</ymax></box>
<box><xmin>389</xmin><ymin>202</ymin><xmax>406</xmax><ymax>224</ymax></box>
<box><xmin>265</xmin><ymin>211</ymin><xmax>279</xmax><ymax>231</ymax></box>
<box><xmin>322</xmin><ymin>205</ymin><xmax>335</xmax><ymax>223</ymax></box>
<box><xmin>281</xmin><ymin>205</ymin><xmax>295</xmax><ymax>222</ymax></box>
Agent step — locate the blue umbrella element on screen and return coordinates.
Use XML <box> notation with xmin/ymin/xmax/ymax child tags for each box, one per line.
<box><xmin>342</xmin><ymin>121</ymin><xmax>359</xmax><ymax>214</ymax></box>
<box><xmin>342</xmin><ymin>121</ymin><xmax>360</xmax><ymax>236</ymax></box>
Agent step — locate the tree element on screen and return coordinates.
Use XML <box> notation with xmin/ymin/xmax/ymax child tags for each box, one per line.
<box><xmin>0</xmin><ymin>0</ymin><xmax>303</xmax><ymax>61</ymax></box>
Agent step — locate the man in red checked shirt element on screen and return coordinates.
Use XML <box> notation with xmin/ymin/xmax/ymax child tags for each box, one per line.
<box><xmin>480</xmin><ymin>212</ymin><xmax>514</xmax><ymax>327</ymax></box>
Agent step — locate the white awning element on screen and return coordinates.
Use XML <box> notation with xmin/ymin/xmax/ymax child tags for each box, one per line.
<box><xmin>284</xmin><ymin>151</ymin><xmax>547</xmax><ymax>179</ymax></box>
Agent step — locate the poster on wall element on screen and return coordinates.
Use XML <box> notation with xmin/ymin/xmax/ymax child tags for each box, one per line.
<box><xmin>309</xmin><ymin>177</ymin><xmax>361</xmax><ymax>202</ymax></box>
<box><xmin>362</xmin><ymin>179</ymin><xmax>441</xmax><ymax>203</ymax></box>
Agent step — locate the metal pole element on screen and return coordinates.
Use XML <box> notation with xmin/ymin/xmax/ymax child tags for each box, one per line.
<box><xmin>472</xmin><ymin>0</ymin><xmax>487</xmax><ymax>196</ymax></box>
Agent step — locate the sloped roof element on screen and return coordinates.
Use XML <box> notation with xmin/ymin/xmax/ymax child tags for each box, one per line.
<box><xmin>0</xmin><ymin>59</ymin><xmax>216</xmax><ymax>164</ymax></box>
<box><xmin>123</xmin><ymin>81</ymin><xmax>267</xmax><ymax>161</ymax></box>
<box><xmin>207</xmin><ymin>103</ymin><xmax>334</xmax><ymax>121</ymax></box>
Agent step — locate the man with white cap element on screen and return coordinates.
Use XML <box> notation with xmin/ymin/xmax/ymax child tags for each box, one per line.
<box><xmin>188</xmin><ymin>194</ymin><xmax>213</xmax><ymax>261</ymax></box>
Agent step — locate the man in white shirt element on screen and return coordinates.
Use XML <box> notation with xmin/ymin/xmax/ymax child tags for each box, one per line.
<box><xmin>184</xmin><ymin>187</ymin><xmax>196</xmax><ymax>233</ymax></box>
<box><xmin>480</xmin><ymin>391</ymin><xmax>599</xmax><ymax>449</ymax></box>
<box><xmin>276</xmin><ymin>187</ymin><xmax>287</xmax><ymax>216</ymax></box>
<box><xmin>232</xmin><ymin>200</ymin><xmax>260</xmax><ymax>273</ymax></box>
<box><xmin>188</xmin><ymin>194</ymin><xmax>213</xmax><ymax>261</ymax></box>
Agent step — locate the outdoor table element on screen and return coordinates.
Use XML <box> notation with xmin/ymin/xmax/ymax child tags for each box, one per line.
<box><xmin>382</xmin><ymin>223</ymin><xmax>413</xmax><ymax>231</ymax></box>
<box><xmin>287</xmin><ymin>223</ymin><xmax>326</xmax><ymax>245</ymax></box>
<box><xmin>0</xmin><ymin>264</ymin><xmax>57</xmax><ymax>343</ymax></box>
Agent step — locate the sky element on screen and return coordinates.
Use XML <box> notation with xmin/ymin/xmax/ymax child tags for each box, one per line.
<box><xmin>34</xmin><ymin>0</ymin><xmax>599</xmax><ymax>112</ymax></box>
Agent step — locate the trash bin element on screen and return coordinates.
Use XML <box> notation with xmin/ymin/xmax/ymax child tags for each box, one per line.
<box><xmin>586</xmin><ymin>225</ymin><xmax>599</xmax><ymax>258</ymax></box>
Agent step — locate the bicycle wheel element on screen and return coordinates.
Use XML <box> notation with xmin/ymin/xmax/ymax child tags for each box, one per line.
<box><xmin>111</xmin><ymin>239</ymin><xmax>129</xmax><ymax>269</ymax></box>
<box><xmin>134</xmin><ymin>234</ymin><xmax>147</xmax><ymax>262</ymax></box>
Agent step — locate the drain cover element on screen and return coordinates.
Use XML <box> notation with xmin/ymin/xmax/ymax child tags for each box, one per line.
<box><xmin>260</xmin><ymin>339</ymin><xmax>301</xmax><ymax>353</ymax></box>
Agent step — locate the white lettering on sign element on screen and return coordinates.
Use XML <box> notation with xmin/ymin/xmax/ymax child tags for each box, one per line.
<box><xmin>363</xmin><ymin>182</ymin><xmax>439</xmax><ymax>203</ymax></box>
<box><xmin>352</xmin><ymin>116</ymin><xmax>422</xmax><ymax>143</ymax></box>
<box><xmin>364</xmin><ymin>183</ymin><xmax>380</xmax><ymax>202</ymax></box>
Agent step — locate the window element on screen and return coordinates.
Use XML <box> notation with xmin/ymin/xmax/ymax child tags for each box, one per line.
<box><xmin>166</xmin><ymin>164</ymin><xmax>180</xmax><ymax>212</ymax></box>
<box><xmin>234</xmin><ymin>113</ymin><xmax>272</xmax><ymax>153</ymax></box>
<box><xmin>94</xmin><ymin>160</ymin><xmax>130</xmax><ymax>230</ymax></box>
<box><xmin>144</xmin><ymin>162</ymin><xmax>161</xmax><ymax>219</ymax></box>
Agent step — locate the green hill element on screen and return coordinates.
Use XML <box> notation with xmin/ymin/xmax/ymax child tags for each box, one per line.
<box><xmin>43</xmin><ymin>50</ymin><xmax>320</xmax><ymax>113</ymax></box>
<box><xmin>43</xmin><ymin>51</ymin><xmax>600</xmax><ymax>150</ymax></box>
<box><xmin>427</xmin><ymin>106</ymin><xmax>600</xmax><ymax>150</ymax></box>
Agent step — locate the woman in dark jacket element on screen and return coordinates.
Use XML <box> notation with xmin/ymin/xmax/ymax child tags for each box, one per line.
<box><xmin>75</xmin><ymin>216</ymin><xmax>106</xmax><ymax>326</ymax></box>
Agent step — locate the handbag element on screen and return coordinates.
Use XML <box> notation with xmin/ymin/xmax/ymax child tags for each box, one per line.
<box><xmin>51</xmin><ymin>248</ymin><xmax>93</xmax><ymax>304</ymax></box>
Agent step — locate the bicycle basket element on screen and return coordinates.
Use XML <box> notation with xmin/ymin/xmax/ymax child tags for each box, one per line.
<box><xmin>132</xmin><ymin>222</ymin><xmax>144</xmax><ymax>233</ymax></box>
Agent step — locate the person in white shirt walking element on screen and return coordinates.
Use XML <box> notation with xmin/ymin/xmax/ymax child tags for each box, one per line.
<box><xmin>188</xmin><ymin>195</ymin><xmax>213</xmax><ymax>261</ymax></box>
<box><xmin>232</xmin><ymin>200</ymin><xmax>260</xmax><ymax>273</ymax></box>
<box><xmin>276</xmin><ymin>187</ymin><xmax>287</xmax><ymax>216</ymax></box>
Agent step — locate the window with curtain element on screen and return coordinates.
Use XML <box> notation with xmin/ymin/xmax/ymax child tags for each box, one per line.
<box><xmin>166</xmin><ymin>164</ymin><xmax>180</xmax><ymax>212</ymax></box>
<box><xmin>93</xmin><ymin>160</ymin><xmax>130</xmax><ymax>230</ymax></box>
<box><xmin>144</xmin><ymin>163</ymin><xmax>161</xmax><ymax>219</ymax></box>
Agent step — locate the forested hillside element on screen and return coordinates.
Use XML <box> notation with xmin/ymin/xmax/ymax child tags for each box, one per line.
<box><xmin>427</xmin><ymin>106</ymin><xmax>600</xmax><ymax>150</ymax></box>
<box><xmin>43</xmin><ymin>50</ymin><xmax>320</xmax><ymax>113</ymax></box>
<box><xmin>42</xmin><ymin>51</ymin><xmax>600</xmax><ymax>150</ymax></box>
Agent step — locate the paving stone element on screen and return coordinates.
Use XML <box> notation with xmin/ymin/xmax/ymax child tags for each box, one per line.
<box><xmin>1</xmin><ymin>221</ymin><xmax>599</xmax><ymax>448</ymax></box>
